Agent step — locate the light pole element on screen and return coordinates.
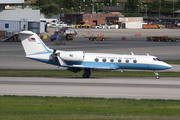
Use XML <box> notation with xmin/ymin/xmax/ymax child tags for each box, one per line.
<box><xmin>159</xmin><ymin>0</ymin><xmax>161</xmax><ymax>18</ymax></box>
<box><xmin>96</xmin><ymin>3</ymin><xmax>98</xmax><ymax>13</ymax></box>
<box><xmin>110</xmin><ymin>0</ymin><xmax>112</xmax><ymax>6</ymax></box>
<box><xmin>145</xmin><ymin>5</ymin><xmax>147</xmax><ymax>18</ymax></box>
<box><xmin>102</xmin><ymin>3</ymin><xmax>104</xmax><ymax>12</ymax></box>
<box><xmin>91</xmin><ymin>3</ymin><xmax>94</xmax><ymax>14</ymax></box>
<box><xmin>137</xmin><ymin>5</ymin><xmax>139</xmax><ymax>14</ymax></box>
<box><xmin>71</xmin><ymin>7</ymin><xmax>73</xmax><ymax>12</ymax></box>
<box><xmin>173</xmin><ymin>0</ymin><xmax>174</xmax><ymax>18</ymax></box>
<box><xmin>79</xmin><ymin>6</ymin><xmax>81</xmax><ymax>13</ymax></box>
<box><xmin>60</xmin><ymin>7</ymin><xmax>63</xmax><ymax>21</ymax></box>
<box><xmin>85</xmin><ymin>5</ymin><xmax>87</xmax><ymax>13</ymax></box>
<box><xmin>83</xmin><ymin>0</ymin><xmax>85</xmax><ymax>12</ymax></box>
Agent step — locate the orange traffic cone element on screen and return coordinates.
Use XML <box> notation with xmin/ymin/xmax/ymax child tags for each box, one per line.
<box><xmin>122</xmin><ymin>37</ymin><xmax>126</xmax><ymax>40</ymax></box>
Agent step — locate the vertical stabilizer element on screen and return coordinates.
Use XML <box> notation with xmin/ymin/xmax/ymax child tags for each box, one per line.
<box><xmin>18</xmin><ymin>31</ymin><xmax>51</xmax><ymax>55</ymax></box>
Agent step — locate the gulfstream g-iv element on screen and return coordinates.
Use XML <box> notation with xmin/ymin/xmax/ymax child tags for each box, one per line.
<box><xmin>18</xmin><ymin>31</ymin><xmax>172</xmax><ymax>79</ymax></box>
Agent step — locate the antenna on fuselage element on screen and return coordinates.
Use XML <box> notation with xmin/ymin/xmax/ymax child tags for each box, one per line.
<box><xmin>131</xmin><ymin>52</ymin><xmax>134</xmax><ymax>55</ymax></box>
<box><xmin>146</xmin><ymin>53</ymin><xmax>149</xmax><ymax>56</ymax></box>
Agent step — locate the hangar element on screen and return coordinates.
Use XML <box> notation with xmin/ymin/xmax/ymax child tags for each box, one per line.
<box><xmin>0</xmin><ymin>0</ymin><xmax>45</xmax><ymax>40</ymax></box>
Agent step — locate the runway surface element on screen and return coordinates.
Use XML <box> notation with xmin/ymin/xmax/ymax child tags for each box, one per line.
<box><xmin>0</xmin><ymin>77</ymin><xmax>180</xmax><ymax>100</ymax></box>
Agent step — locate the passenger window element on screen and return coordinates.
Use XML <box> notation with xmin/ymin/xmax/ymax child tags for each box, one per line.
<box><xmin>118</xmin><ymin>59</ymin><xmax>121</xmax><ymax>63</ymax></box>
<box><xmin>102</xmin><ymin>59</ymin><xmax>106</xmax><ymax>62</ymax></box>
<box><xmin>95</xmin><ymin>58</ymin><xmax>99</xmax><ymax>62</ymax></box>
<box><xmin>110</xmin><ymin>59</ymin><xmax>114</xmax><ymax>62</ymax></box>
<box><xmin>133</xmin><ymin>60</ymin><xmax>137</xmax><ymax>63</ymax></box>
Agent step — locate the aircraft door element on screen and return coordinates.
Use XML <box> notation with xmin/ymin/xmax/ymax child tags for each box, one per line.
<box><xmin>20</xmin><ymin>19</ymin><xmax>28</xmax><ymax>31</ymax></box>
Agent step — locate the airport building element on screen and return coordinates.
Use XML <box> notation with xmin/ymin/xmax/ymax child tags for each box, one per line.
<box><xmin>62</xmin><ymin>6</ymin><xmax>124</xmax><ymax>26</ymax></box>
<box><xmin>0</xmin><ymin>0</ymin><xmax>45</xmax><ymax>40</ymax></box>
<box><xmin>63</xmin><ymin>13</ymin><xmax>119</xmax><ymax>26</ymax></box>
<box><xmin>62</xmin><ymin>6</ymin><xmax>143</xmax><ymax>28</ymax></box>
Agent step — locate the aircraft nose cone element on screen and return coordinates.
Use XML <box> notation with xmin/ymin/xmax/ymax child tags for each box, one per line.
<box><xmin>165</xmin><ymin>63</ymin><xmax>172</xmax><ymax>69</ymax></box>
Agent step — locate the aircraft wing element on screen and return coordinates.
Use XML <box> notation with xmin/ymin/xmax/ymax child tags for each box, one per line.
<box><xmin>57</xmin><ymin>56</ymin><xmax>113</xmax><ymax>73</ymax></box>
<box><xmin>66</xmin><ymin>65</ymin><xmax>113</xmax><ymax>73</ymax></box>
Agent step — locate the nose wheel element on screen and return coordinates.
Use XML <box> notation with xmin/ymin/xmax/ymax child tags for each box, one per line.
<box><xmin>154</xmin><ymin>71</ymin><xmax>160</xmax><ymax>79</ymax></box>
<box><xmin>155</xmin><ymin>75</ymin><xmax>159</xmax><ymax>79</ymax></box>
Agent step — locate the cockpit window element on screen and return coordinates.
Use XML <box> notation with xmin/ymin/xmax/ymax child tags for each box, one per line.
<box><xmin>156</xmin><ymin>58</ymin><xmax>161</xmax><ymax>61</ymax></box>
<box><xmin>153</xmin><ymin>58</ymin><xmax>161</xmax><ymax>61</ymax></box>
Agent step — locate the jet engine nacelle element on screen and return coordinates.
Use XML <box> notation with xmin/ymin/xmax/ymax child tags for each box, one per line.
<box><xmin>60</xmin><ymin>51</ymin><xmax>85</xmax><ymax>61</ymax></box>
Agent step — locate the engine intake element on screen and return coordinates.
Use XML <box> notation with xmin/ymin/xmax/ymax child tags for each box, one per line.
<box><xmin>60</xmin><ymin>51</ymin><xmax>85</xmax><ymax>61</ymax></box>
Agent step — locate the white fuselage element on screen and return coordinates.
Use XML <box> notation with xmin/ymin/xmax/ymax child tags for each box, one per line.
<box><xmin>27</xmin><ymin>51</ymin><xmax>172</xmax><ymax>71</ymax></box>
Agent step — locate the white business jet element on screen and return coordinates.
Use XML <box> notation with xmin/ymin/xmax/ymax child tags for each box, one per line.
<box><xmin>18</xmin><ymin>31</ymin><xmax>172</xmax><ymax>79</ymax></box>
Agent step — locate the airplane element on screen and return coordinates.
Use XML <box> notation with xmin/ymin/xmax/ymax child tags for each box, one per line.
<box><xmin>18</xmin><ymin>31</ymin><xmax>172</xmax><ymax>79</ymax></box>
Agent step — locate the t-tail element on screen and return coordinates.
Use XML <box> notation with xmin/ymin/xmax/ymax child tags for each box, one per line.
<box><xmin>18</xmin><ymin>31</ymin><xmax>52</xmax><ymax>55</ymax></box>
<box><xmin>18</xmin><ymin>31</ymin><xmax>65</xmax><ymax>66</ymax></box>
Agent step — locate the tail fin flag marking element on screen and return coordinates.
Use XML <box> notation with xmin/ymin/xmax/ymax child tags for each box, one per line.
<box><xmin>28</xmin><ymin>37</ymin><xmax>36</xmax><ymax>42</ymax></box>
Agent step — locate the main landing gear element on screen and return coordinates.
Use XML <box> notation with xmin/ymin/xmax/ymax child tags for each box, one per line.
<box><xmin>83</xmin><ymin>69</ymin><xmax>91</xmax><ymax>78</ymax></box>
<box><xmin>154</xmin><ymin>71</ymin><xmax>160</xmax><ymax>79</ymax></box>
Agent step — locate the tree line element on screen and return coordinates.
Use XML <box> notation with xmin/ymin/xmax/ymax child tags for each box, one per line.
<box><xmin>24</xmin><ymin>0</ymin><xmax>180</xmax><ymax>16</ymax></box>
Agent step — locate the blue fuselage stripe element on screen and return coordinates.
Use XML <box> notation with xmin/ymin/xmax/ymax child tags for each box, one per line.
<box><xmin>30</xmin><ymin>58</ymin><xmax>171</xmax><ymax>70</ymax></box>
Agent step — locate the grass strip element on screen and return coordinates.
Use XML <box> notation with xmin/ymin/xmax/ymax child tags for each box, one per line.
<box><xmin>0</xmin><ymin>95</ymin><xmax>180</xmax><ymax>120</ymax></box>
<box><xmin>164</xmin><ymin>60</ymin><xmax>180</xmax><ymax>65</ymax></box>
<box><xmin>0</xmin><ymin>69</ymin><xmax>180</xmax><ymax>77</ymax></box>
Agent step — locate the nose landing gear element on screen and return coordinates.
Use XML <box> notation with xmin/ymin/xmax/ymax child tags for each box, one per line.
<box><xmin>154</xmin><ymin>71</ymin><xmax>159</xmax><ymax>79</ymax></box>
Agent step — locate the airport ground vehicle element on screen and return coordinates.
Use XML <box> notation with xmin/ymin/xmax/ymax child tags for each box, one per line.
<box><xmin>147</xmin><ymin>36</ymin><xmax>179</xmax><ymax>42</ymax></box>
<box><xmin>75</xmin><ymin>21</ymin><xmax>90</xmax><ymax>28</ymax></box>
<box><xmin>50</xmin><ymin>32</ymin><xmax>59</xmax><ymax>41</ymax></box>
<box><xmin>143</xmin><ymin>24</ymin><xmax>163</xmax><ymax>29</ymax></box>
<box><xmin>91</xmin><ymin>25</ymin><xmax>107</xmax><ymax>29</ymax></box>
<box><xmin>106</xmin><ymin>25</ymin><xmax>115</xmax><ymax>29</ymax></box>
<box><xmin>85</xmin><ymin>36</ymin><xmax>110</xmax><ymax>41</ymax></box>
<box><xmin>51</xmin><ymin>28</ymin><xmax>77</xmax><ymax>41</ymax></box>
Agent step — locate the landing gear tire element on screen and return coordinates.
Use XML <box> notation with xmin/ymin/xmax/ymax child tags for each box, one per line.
<box><xmin>83</xmin><ymin>74</ymin><xmax>89</xmax><ymax>78</ymax></box>
<box><xmin>155</xmin><ymin>75</ymin><xmax>160</xmax><ymax>79</ymax></box>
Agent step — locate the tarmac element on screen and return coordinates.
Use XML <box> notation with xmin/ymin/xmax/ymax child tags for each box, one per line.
<box><xmin>0</xmin><ymin>28</ymin><xmax>180</xmax><ymax>70</ymax></box>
